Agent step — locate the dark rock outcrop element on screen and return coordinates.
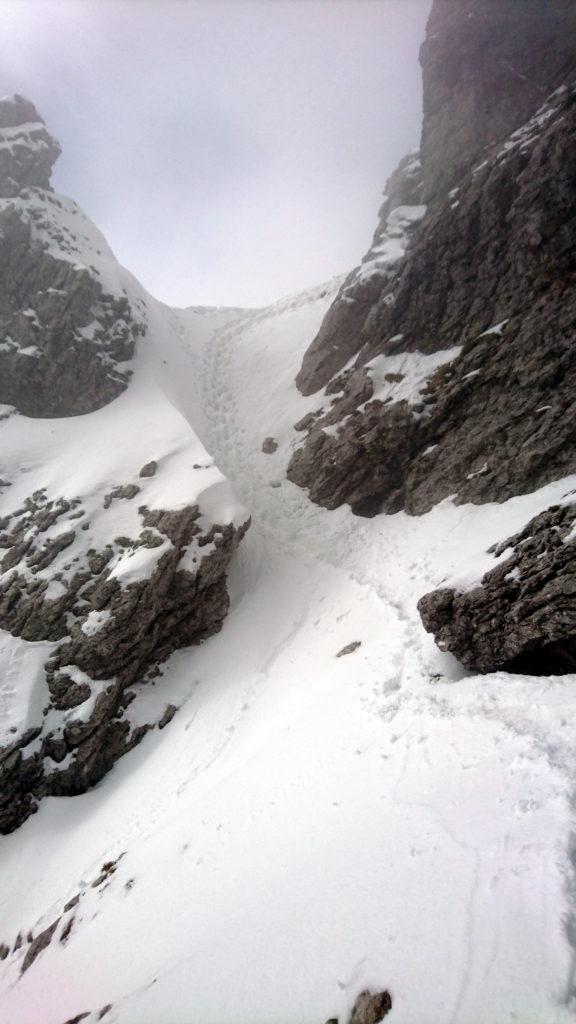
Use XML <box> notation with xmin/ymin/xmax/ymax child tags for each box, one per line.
<box><xmin>336</xmin><ymin>641</ymin><xmax>361</xmax><ymax>658</ymax></box>
<box><xmin>418</xmin><ymin>503</ymin><xmax>576</xmax><ymax>675</ymax></box>
<box><xmin>296</xmin><ymin>152</ymin><xmax>424</xmax><ymax>396</ymax></box>
<box><xmin>420</xmin><ymin>0</ymin><xmax>576</xmax><ymax>201</ymax></box>
<box><xmin>323</xmin><ymin>989</ymin><xmax>392</xmax><ymax>1024</ymax></box>
<box><xmin>21</xmin><ymin>918</ymin><xmax>60</xmax><ymax>974</ymax></box>
<box><xmin>290</xmin><ymin>1</ymin><xmax>576</xmax><ymax>518</ymax></box>
<box><xmin>0</xmin><ymin>94</ymin><xmax>61</xmax><ymax>198</ymax></box>
<box><xmin>262</xmin><ymin>437</ymin><xmax>278</xmax><ymax>454</ymax></box>
<box><xmin>0</xmin><ymin>492</ymin><xmax>249</xmax><ymax>833</ymax></box>
<box><xmin>0</xmin><ymin>96</ymin><xmax>142</xmax><ymax>417</ymax></box>
<box><xmin>0</xmin><ymin>197</ymin><xmax>141</xmax><ymax>417</ymax></box>
<box><xmin>349</xmin><ymin>991</ymin><xmax>392</xmax><ymax>1024</ymax></box>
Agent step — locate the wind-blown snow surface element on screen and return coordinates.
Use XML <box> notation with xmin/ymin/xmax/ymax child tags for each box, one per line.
<box><xmin>2</xmin><ymin>278</ymin><xmax>576</xmax><ymax>1024</ymax></box>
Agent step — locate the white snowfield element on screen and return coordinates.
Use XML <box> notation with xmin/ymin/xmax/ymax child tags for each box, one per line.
<box><xmin>2</xmin><ymin>251</ymin><xmax>576</xmax><ymax>1024</ymax></box>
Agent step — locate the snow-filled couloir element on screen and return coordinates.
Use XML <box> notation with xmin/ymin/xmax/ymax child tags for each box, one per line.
<box><xmin>3</xmin><ymin>270</ymin><xmax>576</xmax><ymax>1023</ymax></box>
<box><xmin>3</xmin><ymin>0</ymin><xmax>576</xmax><ymax>1020</ymax></box>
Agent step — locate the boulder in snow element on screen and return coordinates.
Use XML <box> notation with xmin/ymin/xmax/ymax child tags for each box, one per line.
<box><xmin>418</xmin><ymin>502</ymin><xmax>576</xmax><ymax>674</ymax></box>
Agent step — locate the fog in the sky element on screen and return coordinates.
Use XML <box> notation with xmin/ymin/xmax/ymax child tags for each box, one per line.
<box><xmin>0</xmin><ymin>0</ymin><xmax>430</xmax><ymax>308</ymax></box>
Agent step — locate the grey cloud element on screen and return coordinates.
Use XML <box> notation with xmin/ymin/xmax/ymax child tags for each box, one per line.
<box><xmin>0</xmin><ymin>0</ymin><xmax>430</xmax><ymax>306</ymax></box>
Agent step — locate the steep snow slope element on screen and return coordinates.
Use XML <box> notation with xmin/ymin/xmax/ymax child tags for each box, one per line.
<box><xmin>2</xmin><ymin>279</ymin><xmax>576</xmax><ymax>1024</ymax></box>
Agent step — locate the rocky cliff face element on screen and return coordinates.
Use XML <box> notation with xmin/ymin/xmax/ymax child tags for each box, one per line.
<box><xmin>291</xmin><ymin>3</ymin><xmax>576</xmax><ymax>515</ymax></box>
<box><xmin>295</xmin><ymin>152</ymin><xmax>425</xmax><ymax>397</ymax></box>
<box><xmin>0</xmin><ymin>95</ymin><xmax>141</xmax><ymax>417</ymax></box>
<box><xmin>289</xmin><ymin>0</ymin><xmax>576</xmax><ymax>670</ymax></box>
<box><xmin>290</xmin><ymin>80</ymin><xmax>576</xmax><ymax>516</ymax></box>
<box><xmin>0</xmin><ymin>97</ymin><xmax>250</xmax><ymax>833</ymax></box>
<box><xmin>0</xmin><ymin>94</ymin><xmax>61</xmax><ymax>197</ymax></box>
<box><xmin>420</xmin><ymin>0</ymin><xmax>576</xmax><ymax>201</ymax></box>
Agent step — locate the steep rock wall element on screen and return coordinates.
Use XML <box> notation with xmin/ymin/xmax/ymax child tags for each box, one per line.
<box><xmin>289</xmin><ymin>1</ymin><xmax>576</xmax><ymax>672</ymax></box>
<box><xmin>0</xmin><ymin>95</ymin><xmax>141</xmax><ymax>417</ymax></box>
<box><xmin>290</xmin><ymin>0</ymin><xmax>576</xmax><ymax>517</ymax></box>
<box><xmin>420</xmin><ymin>0</ymin><xmax>576</xmax><ymax>201</ymax></box>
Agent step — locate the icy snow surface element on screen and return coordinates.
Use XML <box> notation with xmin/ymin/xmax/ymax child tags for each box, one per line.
<box><xmin>2</xmin><ymin>271</ymin><xmax>576</xmax><ymax>1024</ymax></box>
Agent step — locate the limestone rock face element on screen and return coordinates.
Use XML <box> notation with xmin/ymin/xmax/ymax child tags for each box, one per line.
<box><xmin>0</xmin><ymin>494</ymin><xmax>249</xmax><ymax>834</ymax></box>
<box><xmin>290</xmin><ymin>0</ymin><xmax>576</xmax><ymax>518</ymax></box>
<box><xmin>0</xmin><ymin>94</ymin><xmax>61</xmax><ymax>198</ymax></box>
<box><xmin>288</xmin><ymin>0</ymin><xmax>576</xmax><ymax>676</ymax></box>
<box><xmin>0</xmin><ymin>202</ymin><xmax>141</xmax><ymax>416</ymax></box>
<box><xmin>0</xmin><ymin>101</ymin><xmax>250</xmax><ymax>833</ymax></box>
<box><xmin>418</xmin><ymin>503</ymin><xmax>576</xmax><ymax>675</ymax></box>
<box><xmin>420</xmin><ymin>0</ymin><xmax>576</xmax><ymax>201</ymax></box>
<box><xmin>295</xmin><ymin>152</ymin><xmax>424</xmax><ymax>396</ymax></box>
<box><xmin>0</xmin><ymin>95</ymin><xmax>141</xmax><ymax>417</ymax></box>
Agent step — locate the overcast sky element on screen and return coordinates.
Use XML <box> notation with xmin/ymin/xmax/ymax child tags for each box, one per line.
<box><xmin>0</xmin><ymin>0</ymin><xmax>430</xmax><ymax>308</ymax></box>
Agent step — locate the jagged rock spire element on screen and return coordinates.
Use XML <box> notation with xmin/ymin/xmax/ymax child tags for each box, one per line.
<box><xmin>0</xmin><ymin>93</ymin><xmax>45</xmax><ymax>128</ymax></box>
<box><xmin>0</xmin><ymin>93</ymin><xmax>61</xmax><ymax>197</ymax></box>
